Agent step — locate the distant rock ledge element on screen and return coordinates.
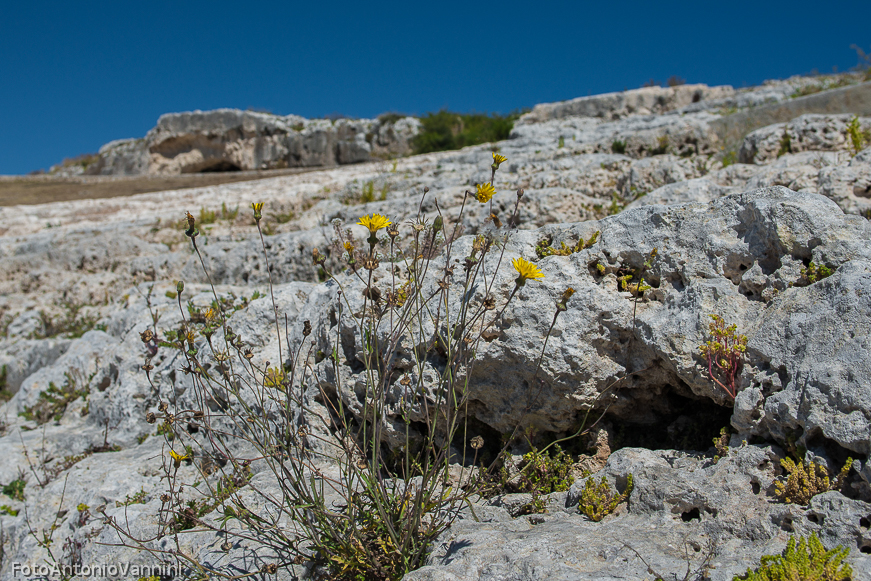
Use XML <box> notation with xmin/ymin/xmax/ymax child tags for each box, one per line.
<box><xmin>58</xmin><ymin>109</ymin><xmax>422</xmax><ymax>176</ymax></box>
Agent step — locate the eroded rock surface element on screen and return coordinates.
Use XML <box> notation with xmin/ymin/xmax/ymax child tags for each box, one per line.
<box><xmin>2</xmin><ymin>73</ymin><xmax>871</xmax><ymax>580</ymax></box>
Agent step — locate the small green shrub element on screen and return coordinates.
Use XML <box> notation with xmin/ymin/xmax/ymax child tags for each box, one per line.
<box><xmin>412</xmin><ymin>109</ymin><xmax>521</xmax><ymax>154</ymax></box>
<box><xmin>774</xmin><ymin>457</ymin><xmax>851</xmax><ymax>505</ymax></box>
<box><xmin>712</xmin><ymin>427</ymin><xmax>730</xmax><ymax>462</ymax></box>
<box><xmin>611</xmin><ymin>140</ymin><xmax>627</xmax><ymax>154</ymax></box>
<box><xmin>734</xmin><ymin>533</ymin><xmax>851</xmax><ymax>581</ymax></box>
<box><xmin>558</xmin><ymin>136</ymin><xmax>565</xmax><ymax>148</ymax></box>
<box><xmin>651</xmin><ymin>135</ymin><xmax>669</xmax><ymax>155</ymax></box>
<box><xmin>198</xmin><ymin>206</ymin><xmax>217</xmax><ymax>225</ymax></box>
<box><xmin>846</xmin><ymin>115</ymin><xmax>869</xmax><ymax>156</ymax></box>
<box><xmin>19</xmin><ymin>370</ymin><xmax>90</xmax><ymax>425</ymax></box>
<box><xmin>0</xmin><ymin>504</ymin><xmax>19</xmax><ymax>516</ymax></box>
<box><xmin>535</xmin><ymin>231</ymin><xmax>599</xmax><ymax>259</ymax></box>
<box><xmin>221</xmin><ymin>202</ymin><xmax>239</xmax><ymax>220</ymax></box>
<box><xmin>0</xmin><ymin>364</ymin><xmax>11</xmax><ymax>402</ymax></box>
<box><xmin>478</xmin><ymin>444</ymin><xmax>577</xmax><ymax>515</ymax></box>
<box><xmin>30</xmin><ymin>300</ymin><xmax>103</xmax><ymax>339</ymax></box>
<box><xmin>722</xmin><ymin>150</ymin><xmax>737</xmax><ymax>168</ymax></box>
<box><xmin>777</xmin><ymin>132</ymin><xmax>792</xmax><ymax>157</ymax></box>
<box><xmin>800</xmin><ymin>262</ymin><xmax>835</xmax><ymax>285</ymax></box>
<box><xmin>2</xmin><ymin>479</ymin><xmax>25</xmax><ymax>501</ymax></box>
<box><xmin>578</xmin><ymin>474</ymin><xmax>633</xmax><ymax>521</ymax></box>
<box><xmin>116</xmin><ymin>488</ymin><xmax>148</xmax><ymax>508</ymax></box>
<box><xmin>698</xmin><ymin>314</ymin><xmax>747</xmax><ymax>398</ymax></box>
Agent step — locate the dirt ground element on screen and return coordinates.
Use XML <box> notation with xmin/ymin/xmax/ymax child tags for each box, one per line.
<box><xmin>0</xmin><ymin>167</ymin><xmax>318</xmax><ymax>207</ymax></box>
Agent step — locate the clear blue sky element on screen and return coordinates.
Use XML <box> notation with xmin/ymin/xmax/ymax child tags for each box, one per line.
<box><xmin>2</xmin><ymin>0</ymin><xmax>869</xmax><ymax>175</ymax></box>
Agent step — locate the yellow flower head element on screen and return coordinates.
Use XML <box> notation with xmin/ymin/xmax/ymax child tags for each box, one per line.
<box><xmin>512</xmin><ymin>257</ymin><xmax>545</xmax><ymax>284</ymax></box>
<box><xmin>203</xmin><ymin>308</ymin><xmax>217</xmax><ymax>322</ymax></box>
<box><xmin>357</xmin><ymin>214</ymin><xmax>392</xmax><ymax>233</ymax></box>
<box><xmin>492</xmin><ymin>152</ymin><xmax>507</xmax><ymax>168</ymax></box>
<box><xmin>343</xmin><ymin>241</ymin><xmax>355</xmax><ymax>252</ymax></box>
<box><xmin>476</xmin><ymin>183</ymin><xmax>496</xmax><ymax>203</ymax></box>
<box><xmin>251</xmin><ymin>202</ymin><xmax>264</xmax><ymax>221</ymax></box>
<box><xmin>169</xmin><ymin>449</ymin><xmax>189</xmax><ymax>466</ymax></box>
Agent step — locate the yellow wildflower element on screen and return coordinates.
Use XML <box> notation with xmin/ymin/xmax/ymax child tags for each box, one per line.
<box><xmin>343</xmin><ymin>241</ymin><xmax>354</xmax><ymax>252</ymax></box>
<box><xmin>251</xmin><ymin>202</ymin><xmax>264</xmax><ymax>222</ymax></box>
<box><xmin>169</xmin><ymin>449</ymin><xmax>189</xmax><ymax>467</ymax></box>
<box><xmin>492</xmin><ymin>152</ymin><xmax>507</xmax><ymax>168</ymax></box>
<box><xmin>475</xmin><ymin>183</ymin><xmax>496</xmax><ymax>203</ymax></box>
<box><xmin>512</xmin><ymin>257</ymin><xmax>545</xmax><ymax>285</ymax></box>
<box><xmin>357</xmin><ymin>214</ymin><xmax>391</xmax><ymax>233</ymax></box>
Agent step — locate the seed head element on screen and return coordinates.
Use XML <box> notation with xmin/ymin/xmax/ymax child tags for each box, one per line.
<box><xmin>303</xmin><ymin>320</ymin><xmax>312</xmax><ymax>336</ymax></box>
<box><xmin>184</xmin><ymin>212</ymin><xmax>198</xmax><ymax>239</ymax></box>
<box><xmin>158</xmin><ymin>401</ymin><xmax>169</xmax><ymax>412</ymax></box>
<box><xmin>471</xmin><ymin>435</ymin><xmax>484</xmax><ymax>450</ymax></box>
<box><xmin>146</xmin><ymin>412</ymin><xmax>156</xmax><ymax>424</ymax></box>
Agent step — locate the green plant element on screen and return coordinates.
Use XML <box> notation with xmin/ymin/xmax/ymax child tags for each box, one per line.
<box><xmin>115</xmin><ymin>488</ymin><xmax>148</xmax><ymax>508</ymax></box>
<box><xmin>578</xmin><ymin>474</ymin><xmax>633</xmax><ymax>521</ymax></box>
<box><xmin>361</xmin><ymin>180</ymin><xmax>376</xmax><ymax>203</ymax></box>
<box><xmin>535</xmin><ymin>230</ymin><xmax>600</xmax><ymax>258</ymax></box>
<box><xmin>30</xmin><ymin>300</ymin><xmax>103</xmax><ymax>339</ymax></box>
<box><xmin>651</xmin><ymin>135</ymin><xmax>669</xmax><ymax>155</ymax></box>
<box><xmin>19</xmin><ymin>370</ymin><xmax>90</xmax><ymax>425</ymax></box>
<box><xmin>800</xmin><ymin>262</ymin><xmax>835</xmax><ymax>285</ymax></box>
<box><xmin>734</xmin><ymin>533</ymin><xmax>851</xmax><ymax>581</ymax></box>
<box><xmin>611</xmin><ymin>140</ymin><xmax>626</xmax><ymax>154</ymax></box>
<box><xmin>0</xmin><ymin>364</ymin><xmax>11</xmax><ymax>402</ymax></box>
<box><xmin>155</xmin><ymin>419</ymin><xmax>175</xmax><ymax>442</ymax></box>
<box><xmin>478</xmin><ymin>443</ymin><xmax>577</xmax><ymax>514</ymax></box>
<box><xmin>558</xmin><ymin>136</ymin><xmax>565</xmax><ymax>148</ymax></box>
<box><xmin>221</xmin><ymin>202</ymin><xmax>239</xmax><ymax>220</ymax></box>
<box><xmin>846</xmin><ymin>115</ymin><xmax>869</xmax><ymax>156</ymax></box>
<box><xmin>1</xmin><ymin>479</ymin><xmax>25</xmax><ymax>502</ymax></box>
<box><xmin>273</xmin><ymin>209</ymin><xmax>295</xmax><ymax>223</ymax></box>
<box><xmin>198</xmin><ymin>207</ymin><xmax>217</xmax><ymax>225</ymax></box>
<box><xmin>774</xmin><ymin>457</ymin><xmax>852</xmax><ymax>505</ymax></box>
<box><xmin>712</xmin><ymin>427</ymin><xmax>730</xmax><ymax>462</ymax></box>
<box><xmin>412</xmin><ymin>109</ymin><xmax>522</xmax><ymax>154</ymax></box>
<box><xmin>0</xmin><ymin>504</ymin><xmax>18</xmax><ymax>516</ymax></box>
<box><xmin>777</xmin><ymin>131</ymin><xmax>792</xmax><ymax>157</ymax></box>
<box><xmin>105</xmin><ymin>153</ymin><xmax>592</xmax><ymax>580</ymax></box>
<box><xmin>722</xmin><ymin>150</ymin><xmax>737</xmax><ymax>168</ymax></box>
<box><xmin>698</xmin><ymin>314</ymin><xmax>747</xmax><ymax>398</ymax></box>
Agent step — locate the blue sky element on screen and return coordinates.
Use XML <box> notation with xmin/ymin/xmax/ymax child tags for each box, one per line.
<box><xmin>2</xmin><ymin>0</ymin><xmax>869</xmax><ymax>175</ymax></box>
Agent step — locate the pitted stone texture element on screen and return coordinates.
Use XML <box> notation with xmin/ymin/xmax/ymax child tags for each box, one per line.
<box><xmin>738</xmin><ymin>114</ymin><xmax>871</xmax><ymax>164</ymax></box>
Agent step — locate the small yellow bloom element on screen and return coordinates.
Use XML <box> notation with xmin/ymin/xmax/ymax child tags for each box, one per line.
<box><xmin>343</xmin><ymin>241</ymin><xmax>354</xmax><ymax>252</ymax></box>
<box><xmin>475</xmin><ymin>183</ymin><xmax>496</xmax><ymax>203</ymax></box>
<box><xmin>251</xmin><ymin>202</ymin><xmax>264</xmax><ymax>222</ymax></box>
<box><xmin>512</xmin><ymin>257</ymin><xmax>545</xmax><ymax>283</ymax></box>
<box><xmin>357</xmin><ymin>214</ymin><xmax>392</xmax><ymax>233</ymax></box>
<box><xmin>169</xmin><ymin>449</ymin><xmax>189</xmax><ymax>466</ymax></box>
<box><xmin>203</xmin><ymin>308</ymin><xmax>217</xmax><ymax>322</ymax></box>
<box><xmin>492</xmin><ymin>152</ymin><xmax>507</xmax><ymax>168</ymax></box>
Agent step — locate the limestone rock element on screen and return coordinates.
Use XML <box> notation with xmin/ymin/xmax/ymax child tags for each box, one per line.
<box><xmin>738</xmin><ymin>114</ymin><xmax>871</xmax><ymax>164</ymax></box>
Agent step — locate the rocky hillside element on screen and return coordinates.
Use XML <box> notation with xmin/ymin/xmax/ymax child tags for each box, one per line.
<box><xmin>1</xmin><ymin>72</ymin><xmax>871</xmax><ymax>580</ymax></box>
